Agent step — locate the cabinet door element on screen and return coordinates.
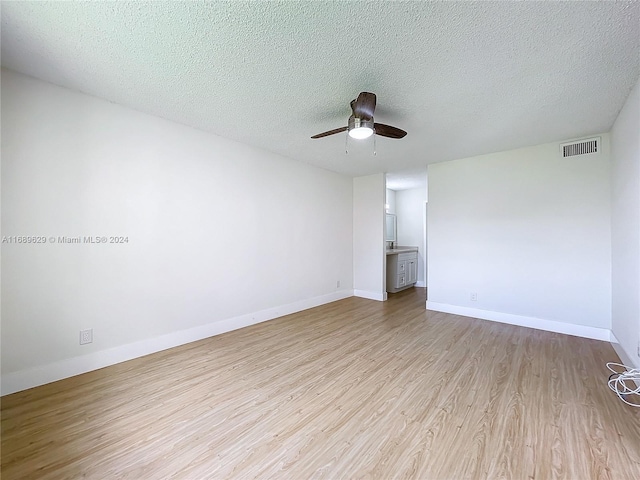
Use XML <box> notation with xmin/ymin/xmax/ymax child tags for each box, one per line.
<box><xmin>408</xmin><ymin>259</ymin><xmax>418</xmax><ymax>284</ymax></box>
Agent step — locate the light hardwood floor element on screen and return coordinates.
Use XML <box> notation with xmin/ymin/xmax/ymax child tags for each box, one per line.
<box><xmin>2</xmin><ymin>288</ymin><xmax>640</xmax><ymax>479</ymax></box>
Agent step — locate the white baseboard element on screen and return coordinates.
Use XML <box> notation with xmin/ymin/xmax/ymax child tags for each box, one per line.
<box><xmin>354</xmin><ymin>290</ymin><xmax>387</xmax><ymax>301</ymax></box>
<box><xmin>1</xmin><ymin>290</ymin><xmax>354</xmax><ymax>396</ymax></box>
<box><xmin>415</xmin><ymin>281</ymin><xmax>426</xmax><ymax>287</ymax></box>
<box><xmin>610</xmin><ymin>332</ymin><xmax>640</xmax><ymax>369</ymax></box>
<box><xmin>426</xmin><ymin>301</ymin><xmax>611</xmax><ymax>342</ymax></box>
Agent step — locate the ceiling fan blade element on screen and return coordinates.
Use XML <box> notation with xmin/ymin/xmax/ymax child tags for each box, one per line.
<box><xmin>311</xmin><ymin>126</ymin><xmax>348</xmax><ymax>139</ymax></box>
<box><xmin>352</xmin><ymin>92</ymin><xmax>376</xmax><ymax>119</ymax></box>
<box><xmin>374</xmin><ymin>123</ymin><xmax>407</xmax><ymax>139</ymax></box>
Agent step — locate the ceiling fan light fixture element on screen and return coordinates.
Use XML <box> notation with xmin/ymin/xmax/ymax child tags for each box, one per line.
<box><xmin>311</xmin><ymin>92</ymin><xmax>406</xmax><ymax>140</ymax></box>
<box><xmin>348</xmin><ymin>117</ymin><xmax>374</xmax><ymax>139</ymax></box>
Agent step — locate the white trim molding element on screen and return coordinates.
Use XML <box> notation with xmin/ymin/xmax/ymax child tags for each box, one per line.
<box><xmin>354</xmin><ymin>290</ymin><xmax>387</xmax><ymax>301</ymax></box>
<box><xmin>426</xmin><ymin>301</ymin><xmax>611</xmax><ymax>342</ymax></box>
<box><xmin>610</xmin><ymin>332</ymin><xmax>640</xmax><ymax>370</ymax></box>
<box><xmin>1</xmin><ymin>290</ymin><xmax>354</xmax><ymax>396</ymax></box>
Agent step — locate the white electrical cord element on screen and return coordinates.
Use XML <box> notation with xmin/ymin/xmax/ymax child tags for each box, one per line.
<box><xmin>606</xmin><ymin>362</ymin><xmax>640</xmax><ymax>407</ymax></box>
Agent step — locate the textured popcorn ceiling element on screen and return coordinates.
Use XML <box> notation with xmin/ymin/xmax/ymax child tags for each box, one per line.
<box><xmin>2</xmin><ymin>1</ymin><xmax>639</xmax><ymax>182</ymax></box>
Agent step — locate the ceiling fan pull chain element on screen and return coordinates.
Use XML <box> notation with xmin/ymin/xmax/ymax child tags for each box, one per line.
<box><xmin>345</xmin><ymin>131</ymin><xmax>349</xmax><ymax>154</ymax></box>
<box><xmin>373</xmin><ymin>133</ymin><xmax>377</xmax><ymax>156</ymax></box>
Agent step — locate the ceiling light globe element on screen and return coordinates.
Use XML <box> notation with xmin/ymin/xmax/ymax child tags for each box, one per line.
<box><xmin>348</xmin><ymin>127</ymin><xmax>374</xmax><ymax>139</ymax></box>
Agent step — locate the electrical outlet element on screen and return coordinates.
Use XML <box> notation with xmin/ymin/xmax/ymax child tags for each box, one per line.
<box><xmin>470</xmin><ymin>292</ymin><xmax>478</xmax><ymax>301</ymax></box>
<box><xmin>80</xmin><ymin>329</ymin><xmax>93</xmax><ymax>345</ymax></box>
<box><xmin>637</xmin><ymin>340</ymin><xmax>640</xmax><ymax>358</ymax></box>
<box><xmin>337</xmin><ymin>280</ymin><xmax>341</xmax><ymax>288</ymax></box>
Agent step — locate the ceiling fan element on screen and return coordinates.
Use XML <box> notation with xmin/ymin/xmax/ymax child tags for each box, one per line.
<box><xmin>311</xmin><ymin>92</ymin><xmax>407</xmax><ymax>140</ymax></box>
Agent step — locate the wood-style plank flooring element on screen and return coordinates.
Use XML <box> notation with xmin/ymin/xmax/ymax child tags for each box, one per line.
<box><xmin>2</xmin><ymin>288</ymin><xmax>640</xmax><ymax>479</ymax></box>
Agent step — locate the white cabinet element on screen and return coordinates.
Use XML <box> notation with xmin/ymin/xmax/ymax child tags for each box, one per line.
<box><xmin>386</xmin><ymin>251</ymin><xmax>418</xmax><ymax>293</ymax></box>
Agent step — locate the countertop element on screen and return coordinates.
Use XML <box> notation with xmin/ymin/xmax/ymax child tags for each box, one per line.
<box><xmin>386</xmin><ymin>246</ymin><xmax>418</xmax><ymax>255</ymax></box>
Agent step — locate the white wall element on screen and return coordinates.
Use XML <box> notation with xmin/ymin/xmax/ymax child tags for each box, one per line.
<box><xmin>610</xmin><ymin>77</ymin><xmax>640</xmax><ymax>368</ymax></box>
<box><xmin>353</xmin><ymin>174</ymin><xmax>386</xmax><ymax>301</ymax></box>
<box><xmin>395</xmin><ymin>187</ymin><xmax>427</xmax><ymax>286</ymax></box>
<box><xmin>1</xmin><ymin>69</ymin><xmax>354</xmax><ymax>393</ymax></box>
<box><xmin>427</xmin><ymin>137</ymin><xmax>612</xmax><ymax>339</ymax></box>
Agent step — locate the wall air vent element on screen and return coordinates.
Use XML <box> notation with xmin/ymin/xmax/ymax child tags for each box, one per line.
<box><xmin>560</xmin><ymin>137</ymin><xmax>600</xmax><ymax>158</ymax></box>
